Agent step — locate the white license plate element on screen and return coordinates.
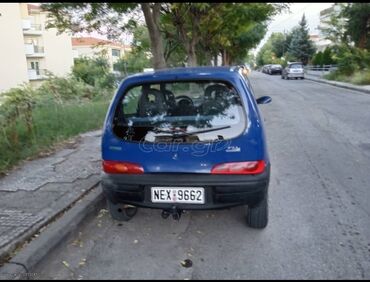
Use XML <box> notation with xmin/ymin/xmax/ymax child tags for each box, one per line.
<box><xmin>151</xmin><ymin>187</ymin><xmax>205</xmax><ymax>204</ymax></box>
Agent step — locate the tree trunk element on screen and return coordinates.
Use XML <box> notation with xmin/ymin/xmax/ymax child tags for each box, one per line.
<box><xmin>358</xmin><ymin>32</ymin><xmax>367</xmax><ymax>49</ymax></box>
<box><xmin>141</xmin><ymin>3</ymin><xmax>166</xmax><ymax>69</ymax></box>
<box><xmin>186</xmin><ymin>41</ymin><xmax>197</xmax><ymax>67</ymax></box>
<box><xmin>222</xmin><ymin>49</ymin><xmax>230</xmax><ymax>66</ymax></box>
<box><xmin>214</xmin><ymin>53</ymin><xmax>218</xmax><ymax>66</ymax></box>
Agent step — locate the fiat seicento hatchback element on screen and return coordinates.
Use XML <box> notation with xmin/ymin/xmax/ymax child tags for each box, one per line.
<box><xmin>101</xmin><ymin>66</ymin><xmax>272</xmax><ymax>228</ymax></box>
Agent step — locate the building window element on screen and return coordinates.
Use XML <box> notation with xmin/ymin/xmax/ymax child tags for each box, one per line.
<box><xmin>112</xmin><ymin>49</ymin><xmax>121</xmax><ymax>57</ymax></box>
<box><xmin>31</xmin><ymin>61</ymin><xmax>40</xmax><ymax>75</ymax></box>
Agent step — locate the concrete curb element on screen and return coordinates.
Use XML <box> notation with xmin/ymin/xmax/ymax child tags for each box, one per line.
<box><xmin>305</xmin><ymin>76</ymin><xmax>370</xmax><ymax>94</ymax></box>
<box><xmin>0</xmin><ymin>185</ymin><xmax>105</xmax><ymax>280</ymax></box>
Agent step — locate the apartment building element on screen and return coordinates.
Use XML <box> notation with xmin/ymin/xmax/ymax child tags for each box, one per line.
<box><xmin>72</xmin><ymin>37</ymin><xmax>132</xmax><ymax>73</ymax></box>
<box><xmin>313</xmin><ymin>4</ymin><xmax>342</xmax><ymax>52</ymax></box>
<box><xmin>0</xmin><ymin>3</ymin><xmax>73</xmax><ymax>93</ymax></box>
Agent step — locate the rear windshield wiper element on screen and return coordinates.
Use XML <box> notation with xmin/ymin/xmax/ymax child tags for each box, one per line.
<box><xmin>154</xmin><ymin>125</ymin><xmax>231</xmax><ymax>138</ymax></box>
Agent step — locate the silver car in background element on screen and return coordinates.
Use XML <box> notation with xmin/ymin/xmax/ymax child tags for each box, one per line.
<box><xmin>281</xmin><ymin>62</ymin><xmax>304</xmax><ymax>80</ymax></box>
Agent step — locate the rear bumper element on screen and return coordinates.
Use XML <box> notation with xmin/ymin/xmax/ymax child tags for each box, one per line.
<box><xmin>287</xmin><ymin>72</ymin><xmax>304</xmax><ymax>78</ymax></box>
<box><xmin>101</xmin><ymin>164</ymin><xmax>270</xmax><ymax>210</ymax></box>
<box><xmin>270</xmin><ymin>69</ymin><xmax>282</xmax><ymax>74</ymax></box>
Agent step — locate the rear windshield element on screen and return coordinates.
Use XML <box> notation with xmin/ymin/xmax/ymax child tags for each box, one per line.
<box><xmin>289</xmin><ymin>64</ymin><xmax>303</xmax><ymax>69</ymax></box>
<box><xmin>112</xmin><ymin>80</ymin><xmax>246</xmax><ymax>143</ymax></box>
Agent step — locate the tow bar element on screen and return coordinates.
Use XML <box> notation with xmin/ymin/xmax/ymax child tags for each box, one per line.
<box><xmin>161</xmin><ymin>206</ymin><xmax>183</xmax><ymax>221</ymax></box>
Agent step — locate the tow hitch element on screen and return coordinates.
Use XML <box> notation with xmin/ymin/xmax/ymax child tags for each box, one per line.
<box><xmin>161</xmin><ymin>206</ymin><xmax>183</xmax><ymax>220</ymax></box>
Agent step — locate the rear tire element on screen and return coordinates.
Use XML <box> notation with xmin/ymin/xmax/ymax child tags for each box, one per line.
<box><xmin>246</xmin><ymin>194</ymin><xmax>268</xmax><ymax>229</ymax></box>
<box><xmin>107</xmin><ymin>199</ymin><xmax>137</xmax><ymax>222</ymax></box>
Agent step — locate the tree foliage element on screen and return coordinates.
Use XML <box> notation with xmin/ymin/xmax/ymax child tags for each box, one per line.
<box><xmin>72</xmin><ymin>56</ymin><xmax>116</xmax><ymax>89</ymax></box>
<box><xmin>342</xmin><ymin>3</ymin><xmax>370</xmax><ymax>49</ymax></box>
<box><xmin>42</xmin><ymin>2</ymin><xmax>288</xmax><ymax>69</ymax></box>
<box><xmin>287</xmin><ymin>14</ymin><xmax>316</xmax><ymax>64</ymax></box>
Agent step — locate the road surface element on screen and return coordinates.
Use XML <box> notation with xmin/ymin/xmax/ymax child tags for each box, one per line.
<box><xmin>33</xmin><ymin>72</ymin><xmax>370</xmax><ymax>279</ymax></box>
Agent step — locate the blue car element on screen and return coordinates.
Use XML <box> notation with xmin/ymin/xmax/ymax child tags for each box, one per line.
<box><xmin>101</xmin><ymin>66</ymin><xmax>272</xmax><ymax>228</ymax></box>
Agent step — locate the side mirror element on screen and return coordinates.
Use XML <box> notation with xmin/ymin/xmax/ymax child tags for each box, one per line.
<box><xmin>256</xmin><ymin>96</ymin><xmax>272</xmax><ymax>105</ymax></box>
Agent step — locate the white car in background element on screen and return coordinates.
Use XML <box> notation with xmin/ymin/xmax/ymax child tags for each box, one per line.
<box><xmin>281</xmin><ymin>62</ymin><xmax>305</xmax><ymax>80</ymax></box>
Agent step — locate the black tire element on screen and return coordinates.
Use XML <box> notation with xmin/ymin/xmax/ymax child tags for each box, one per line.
<box><xmin>107</xmin><ymin>199</ymin><xmax>138</xmax><ymax>222</ymax></box>
<box><xmin>246</xmin><ymin>194</ymin><xmax>268</xmax><ymax>229</ymax></box>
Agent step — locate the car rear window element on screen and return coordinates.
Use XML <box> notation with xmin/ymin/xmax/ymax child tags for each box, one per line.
<box><xmin>289</xmin><ymin>64</ymin><xmax>303</xmax><ymax>69</ymax></box>
<box><xmin>112</xmin><ymin>80</ymin><xmax>246</xmax><ymax>143</ymax></box>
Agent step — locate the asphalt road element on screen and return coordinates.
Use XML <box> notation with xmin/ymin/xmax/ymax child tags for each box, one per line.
<box><xmin>33</xmin><ymin>72</ymin><xmax>370</xmax><ymax>279</ymax></box>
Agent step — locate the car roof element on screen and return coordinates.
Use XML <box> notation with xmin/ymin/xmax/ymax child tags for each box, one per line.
<box><xmin>122</xmin><ymin>66</ymin><xmax>244</xmax><ymax>84</ymax></box>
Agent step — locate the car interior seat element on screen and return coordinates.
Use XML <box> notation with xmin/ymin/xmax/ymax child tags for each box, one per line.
<box><xmin>138</xmin><ymin>88</ymin><xmax>168</xmax><ymax>117</ymax></box>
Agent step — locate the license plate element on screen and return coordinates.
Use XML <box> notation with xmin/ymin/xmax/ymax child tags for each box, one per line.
<box><xmin>151</xmin><ymin>187</ymin><xmax>205</xmax><ymax>204</ymax></box>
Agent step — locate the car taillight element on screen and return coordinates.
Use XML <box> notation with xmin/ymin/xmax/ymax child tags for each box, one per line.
<box><xmin>211</xmin><ymin>160</ymin><xmax>265</xmax><ymax>175</ymax></box>
<box><xmin>102</xmin><ymin>160</ymin><xmax>144</xmax><ymax>174</ymax></box>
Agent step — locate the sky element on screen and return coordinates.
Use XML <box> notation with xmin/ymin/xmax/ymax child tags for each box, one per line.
<box><xmin>252</xmin><ymin>2</ymin><xmax>334</xmax><ymax>56</ymax></box>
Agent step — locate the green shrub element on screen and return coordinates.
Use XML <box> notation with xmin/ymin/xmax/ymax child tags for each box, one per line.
<box><xmin>0</xmin><ymin>99</ymin><xmax>110</xmax><ymax>173</ymax></box>
<box><xmin>324</xmin><ymin>69</ymin><xmax>370</xmax><ymax>85</ymax></box>
<box><xmin>350</xmin><ymin>70</ymin><xmax>370</xmax><ymax>85</ymax></box>
<box><xmin>312</xmin><ymin>51</ymin><xmax>323</xmax><ymax>66</ymax></box>
<box><xmin>0</xmin><ymin>73</ymin><xmax>114</xmax><ymax>174</ymax></box>
<box><xmin>322</xmin><ymin>47</ymin><xmax>336</xmax><ymax>65</ymax></box>
<box><xmin>38</xmin><ymin>75</ymin><xmax>99</xmax><ymax>102</ymax></box>
<box><xmin>333</xmin><ymin>44</ymin><xmax>370</xmax><ymax>75</ymax></box>
<box><xmin>72</xmin><ymin>56</ymin><xmax>117</xmax><ymax>90</ymax></box>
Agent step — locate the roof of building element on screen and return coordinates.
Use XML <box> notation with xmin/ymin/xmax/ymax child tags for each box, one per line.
<box><xmin>27</xmin><ymin>4</ymin><xmax>41</xmax><ymax>12</ymax></box>
<box><xmin>72</xmin><ymin>37</ymin><xmax>131</xmax><ymax>49</ymax></box>
<box><xmin>320</xmin><ymin>6</ymin><xmax>334</xmax><ymax>17</ymax></box>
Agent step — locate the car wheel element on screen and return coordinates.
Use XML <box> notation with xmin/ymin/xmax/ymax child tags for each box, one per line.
<box><xmin>246</xmin><ymin>193</ymin><xmax>268</xmax><ymax>229</ymax></box>
<box><xmin>107</xmin><ymin>199</ymin><xmax>138</xmax><ymax>221</ymax></box>
<box><xmin>281</xmin><ymin>75</ymin><xmax>284</xmax><ymax>79</ymax></box>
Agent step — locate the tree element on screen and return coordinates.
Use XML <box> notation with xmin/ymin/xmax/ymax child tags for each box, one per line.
<box><xmin>312</xmin><ymin>51</ymin><xmax>323</xmax><ymax>66</ymax></box>
<box><xmin>319</xmin><ymin>4</ymin><xmax>348</xmax><ymax>45</ymax></box>
<box><xmin>161</xmin><ymin>3</ymin><xmax>288</xmax><ymax>66</ymax></box>
<box><xmin>270</xmin><ymin>32</ymin><xmax>286</xmax><ymax>59</ymax></box>
<box><xmin>322</xmin><ymin>47</ymin><xmax>335</xmax><ymax>65</ymax></box>
<box><xmin>41</xmin><ymin>3</ymin><xmax>167</xmax><ymax>69</ymax></box>
<box><xmin>72</xmin><ymin>56</ymin><xmax>117</xmax><ymax>90</ymax></box>
<box><xmin>42</xmin><ymin>3</ymin><xmax>288</xmax><ymax>69</ymax></box>
<box><xmin>113</xmin><ymin>25</ymin><xmax>153</xmax><ymax>74</ymax></box>
<box><xmin>342</xmin><ymin>3</ymin><xmax>370</xmax><ymax>49</ymax></box>
<box><xmin>256</xmin><ymin>32</ymin><xmax>290</xmax><ymax>66</ymax></box>
<box><xmin>287</xmin><ymin>14</ymin><xmax>316</xmax><ymax>64</ymax></box>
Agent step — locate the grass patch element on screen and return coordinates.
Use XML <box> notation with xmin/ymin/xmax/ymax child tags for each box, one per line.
<box><xmin>0</xmin><ymin>99</ymin><xmax>110</xmax><ymax>175</ymax></box>
<box><xmin>324</xmin><ymin>70</ymin><xmax>370</xmax><ymax>85</ymax></box>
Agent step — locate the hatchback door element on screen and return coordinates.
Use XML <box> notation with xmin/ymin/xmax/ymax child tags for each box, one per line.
<box><xmin>104</xmin><ymin>79</ymin><xmax>263</xmax><ymax>173</ymax></box>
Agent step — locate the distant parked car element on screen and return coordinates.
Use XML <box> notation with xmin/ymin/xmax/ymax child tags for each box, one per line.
<box><xmin>281</xmin><ymin>62</ymin><xmax>304</xmax><ymax>80</ymax></box>
<box><xmin>268</xmin><ymin>64</ymin><xmax>282</xmax><ymax>75</ymax></box>
<box><xmin>262</xmin><ymin>64</ymin><xmax>271</xmax><ymax>74</ymax></box>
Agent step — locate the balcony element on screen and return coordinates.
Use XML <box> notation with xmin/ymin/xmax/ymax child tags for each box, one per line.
<box><xmin>22</xmin><ymin>19</ymin><xmax>42</xmax><ymax>35</ymax></box>
<box><xmin>24</xmin><ymin>44</ymin><xmax>45</xmax><ymax>57</ymax></box>
<box><xmin>28</xmin><ymin>69</ymin><xmax>47</xmax><ymax>81</ymax></box>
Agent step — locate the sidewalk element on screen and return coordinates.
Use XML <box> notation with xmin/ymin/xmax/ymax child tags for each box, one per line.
<box><xmin>305</xmin><ymin>73</ymin><xmax>370</xmax><ymax>94</ymax></box>
<box><xmin>0</xmin><ymin>130</ymin><xmax>102</xmax><ymax>264</ymax></box>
